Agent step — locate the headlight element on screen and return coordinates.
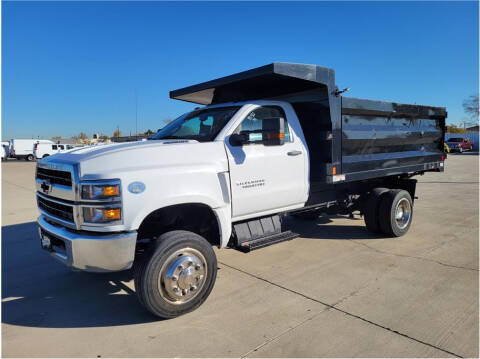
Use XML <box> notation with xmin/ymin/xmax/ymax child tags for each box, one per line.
<box><xmin>82</xmin><ymin>207</ymin><xmax>121</xmax><ymax>223</ymax></box>
<box><xmin>81</xmin><ymin>183</ymin><xmax>120</xmax><ymax>200</ymax></box>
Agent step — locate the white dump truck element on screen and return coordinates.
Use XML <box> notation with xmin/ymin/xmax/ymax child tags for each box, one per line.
<box><xmin>36</xmin><ymin>63</ymin><xmax>446</xmax><ymax>318</ymax></box>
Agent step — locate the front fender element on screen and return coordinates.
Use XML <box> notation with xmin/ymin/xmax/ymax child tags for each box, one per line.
<box><xmin>130</xmin><ymin>196</ymin><xmax>232</xmax><ymax>248</ymax></box>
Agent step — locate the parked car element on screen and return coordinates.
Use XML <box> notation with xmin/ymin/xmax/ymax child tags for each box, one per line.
<box><xmin>11</xmin><ymin>139</ymin><xmax>53</xmax><ymax>161</ymax></box>
<box><xmin>34</xmin><ymin>143</ymin><xmax>74</xmax><ymax>159</ymax></box>
<box><xmin>35</xmin><ymin>62</ymin><xmax>446</xmax><ymax>319</ymax></box>
<box><xmin>445</xmin><ymin>137</ymin><xmax>474</xmax><ymax>153</ymax></box>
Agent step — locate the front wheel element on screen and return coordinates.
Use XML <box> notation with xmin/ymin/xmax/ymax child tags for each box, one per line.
<box><xmin>134</xmin><ymin>230</ymin><xmax>217</xmax><ymax>319</ymax></box>
<box><xmin>26</xmin><ymin>154</ymin><xmax>34</xmax><ymax>161</ymax></box>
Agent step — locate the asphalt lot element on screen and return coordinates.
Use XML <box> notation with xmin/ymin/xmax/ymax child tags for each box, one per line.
<box><xmin>2</xmin><ymin>154</ymin><xmax>479</xmax><ymax>358</ymax></box>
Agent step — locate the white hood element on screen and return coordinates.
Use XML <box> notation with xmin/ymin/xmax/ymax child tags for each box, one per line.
<box><xmin>42</xmin><ymin>140</ymin><xmax>229</xmax><ymax>180</ymax></box>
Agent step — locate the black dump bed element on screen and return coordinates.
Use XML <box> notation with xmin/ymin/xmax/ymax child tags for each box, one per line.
<box><xmin>171</xmin><ymin>62</ymin><xmax>446</xmax><ymax>184</ymax></box>
<box><xmin>340</xmin><ymin>97</ymin><xmax>445</xmax><ymax>182</ymax></box>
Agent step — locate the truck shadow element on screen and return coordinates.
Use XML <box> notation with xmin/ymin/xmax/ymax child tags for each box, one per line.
<box><xmin>2</xmin><ymin>222</ymin><xmax>159</xmax><ymax>328</ymax></box>
<box><xmin>284</xmin><ymin>215</ymin><xmax>387</xmax><ymax>240</ymax></box>
<box><xmin>3</xmin><ymin>216</ymin><xmax>385</xmax><ymax>329</ymax></box>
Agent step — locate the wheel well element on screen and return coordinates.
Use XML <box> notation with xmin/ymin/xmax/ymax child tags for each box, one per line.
<box><xmin>137</xmin><ymin>203</ymin><xmax>221</xmax><ymax>247</ymax></box>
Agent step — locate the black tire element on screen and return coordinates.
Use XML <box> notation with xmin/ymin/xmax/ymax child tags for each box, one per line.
<box><xmin>26</xmin><ymin>154</ymin><xmax>34</xmax><ymax>161</ymax></box>
<box><xmin>378</xmin><ymin>189</ymin><xmax>413</xmax><ymax>237</ymax></box>
<box><xmin>363</xmin><ymin>187</ymin><xmax>389</xmax><ymax>233</ymax></box>
<box><xmin>134</xmin><ymin>230</ymin><xmax>217</xmax><ymax>319</ymax></box>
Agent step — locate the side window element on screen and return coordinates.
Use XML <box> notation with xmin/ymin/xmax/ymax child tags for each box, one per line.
<box><xmin>67</xmin><ymin>145</ymin><xmax>73</xmax><ymax>150</ymax></box>
<box><xmin>233</xmin><ymin>106</ymin><xmax>292</xmax><ymax>142</ymax></box>
<box><xmin>52</xmin><ymin>145</ymin><xmax>58</xmax><ymax>150</ymax></box>
<box><xmin>59</xmin><ymin>145</ymin><xmax>65</xmax><ymax>150</ymax></box>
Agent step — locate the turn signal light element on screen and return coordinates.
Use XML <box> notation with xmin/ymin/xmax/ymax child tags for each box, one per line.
<box><xmin>102</xmin><ymin>186</ymin><xmax>120</xmax><ymax>197</ymax></box>
<box><xmin>266</xmin><ymin>133</ymin><xmax>285</xmax><ymax>140</ymax></box>
<box><xmin>81</xmin><ymin>183</ymin><xmax>121</xmax><ymax>200</ymax></box>
<box><xmin>103</xmin><ymin>208</ymin><xmax>121</xmax><ymax>221</ymax></box>
<box><xmin>82</xmin><ymin>207</ymin><xmax>122</xmax><ymax>223</ymax></box>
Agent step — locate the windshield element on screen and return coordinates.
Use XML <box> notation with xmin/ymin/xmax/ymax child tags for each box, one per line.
<box><xmin>448</xmin><ymin>138</ymin><xmax>463</xmax><ymax>142</ymax></box>
<box><xmin>152</xmin><ymin>106</ymin><xmax>241</xmax><ymax>142</ymax></box>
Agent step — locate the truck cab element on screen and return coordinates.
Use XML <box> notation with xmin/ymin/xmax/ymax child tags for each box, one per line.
<box><xmin>36</xmin><ymin>62</ymin><xmax>446</xmax><ymax>319</ymax></box>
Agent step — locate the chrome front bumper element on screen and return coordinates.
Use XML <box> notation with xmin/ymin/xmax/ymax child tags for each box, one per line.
<box><xmin>37</xmin><ymin>215</ymin><xmax>137</xmax><ymax>272</ymax></box>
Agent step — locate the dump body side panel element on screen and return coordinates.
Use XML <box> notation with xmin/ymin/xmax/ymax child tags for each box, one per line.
<box><xmin>341</xmin><ymin>97</ymin><xmax>445</xmax><ymax>182</ymax></box>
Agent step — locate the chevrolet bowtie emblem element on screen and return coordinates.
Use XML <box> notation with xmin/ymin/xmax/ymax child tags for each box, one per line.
<box><xmin>41</xmin><ymin>181</ymin><xmax>51</xmax><ymax>194</ymax></box>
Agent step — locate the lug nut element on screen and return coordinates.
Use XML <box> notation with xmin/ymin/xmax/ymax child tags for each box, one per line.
<box><xmin>177</xmin><ymin>265</ymin><xmax>183</xmax><ymax>271</ymax></box>
<box><xmin>190</xmin><ymin>285</ymin><xmax>197</xmax><ymax>291</ymax></box>
<box><xmin>171</xmin><ymin>276</ymin><xmax>178</xmax><ymax>281</ymax></box>
<box><xmin>195</xmin><ymin>264</ymin><xmax>201</xmax><ymax>270</ymax></box>
<box><xmin>188</xmin><ymin>261</ymin><xmax>193</xmax><ymax>266</ymax></box>
<box><xmin>182</xmin><ymin>289</ymin><xmax>188</xmax><ymax>295</ymax></box>
<box><xmin>172</xmin><ymin>287</ymin><xmax>179</xmax><ymax>292</ymax></box>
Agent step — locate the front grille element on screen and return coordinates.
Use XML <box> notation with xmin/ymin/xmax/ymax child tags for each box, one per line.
<box><xmin>38</xmin><ymin>195</ymin><xmax>74</xmax><ymax>222</ymax></box>
<box><xmin>36</xmin><ymin>167</ymin><xmax>72</xmax><ymax>187</ymax></box>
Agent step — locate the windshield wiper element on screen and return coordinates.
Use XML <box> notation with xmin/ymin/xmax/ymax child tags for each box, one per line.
<box><xmin>154</xmin><ymin>136</ymin><xmax>183</xmax><ymax>140</ymax></box>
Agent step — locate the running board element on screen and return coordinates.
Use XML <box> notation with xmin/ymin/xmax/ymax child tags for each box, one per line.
<box><xmin>236</xmin><ymin>230</ymin><xmax>299</xmax><ymax>252</ymax></box>
<box><xmin>232</xmin><ymin>215</ymin><xmax>299</xmax><ymax>252</ymax></box>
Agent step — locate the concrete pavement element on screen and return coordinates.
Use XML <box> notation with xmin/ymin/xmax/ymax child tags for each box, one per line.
<box><xmin>2</xmin><ymin>154</ymin><xmax>478</xmax><ymax>357</ymax></box>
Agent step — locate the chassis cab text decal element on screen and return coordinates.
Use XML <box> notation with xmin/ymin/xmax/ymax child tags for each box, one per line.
<box><xmin>236</xmin><ymin>179</ymin><xmax>265</xmax><ymax>189</ymax></box>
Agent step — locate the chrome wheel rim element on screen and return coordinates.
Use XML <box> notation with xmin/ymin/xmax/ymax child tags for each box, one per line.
<box><xmin>395</xmin><ymin>198</ymin><xmax>411</xmax><ymax>229</ymax></box>
<box><xmin>158</xmin><ymin>247</ymin><xmax>207</xmax><ymax>305</ymax></box>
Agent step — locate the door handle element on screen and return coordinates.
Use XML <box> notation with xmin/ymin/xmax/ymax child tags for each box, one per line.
<box><xmin>287</xmin><ymin>150</ymin><xmax>302</xmax><ymax>156</ymax></box>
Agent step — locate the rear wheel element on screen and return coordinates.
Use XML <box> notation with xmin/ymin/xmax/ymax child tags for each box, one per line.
<box><xmin>134</xmin><ymin>230</ymin><xmax>217</xmax><ymax>319</ymax></box>
<box><xmin>363</xmin><ymin>188</ymin><xmax>389</xmax><ymax>233</ymax></box>
<box><xmin>378</xmin><ymin>189</ymin><xmax>413</xmax><ymax>237</ymax></box>
<box><xmin>26</xmin><ymin>154</ymin><xmax>34</xmax><ymax>161</ymax></box>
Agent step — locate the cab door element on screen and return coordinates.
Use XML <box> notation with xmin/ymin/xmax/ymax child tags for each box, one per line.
<box><xmin>225</xmin><ymin>104</ymin><xmax>307</xmax><ymax>219</ymax></box>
